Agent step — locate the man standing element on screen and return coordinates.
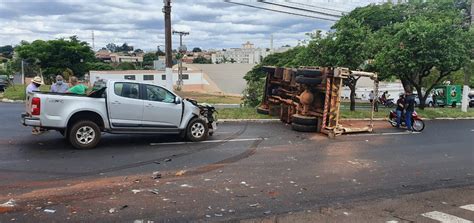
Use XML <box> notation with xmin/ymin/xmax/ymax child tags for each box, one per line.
<box><xmin>404</xmin><ymin>91</ymin><xmax>416</xmax><ymax>131</ymax></box>
<box><xmin>67</xmin><ymin>76</ymin><xmax>88</xmax><ymax>95</ymax></box>
<box><xmin>368</xmin><ymin>90</ymin><xmax>378</xmax><ymax>112</ymax></box>
<box><xmin>26</xmin><ymin>76</ymin><xmax>42</xmax><ymax>94</ymax></box>
<box><xmin>395</xmin><ymin>94</ymin><xmax>405</xmax><ymax>128</ymax></box>
<box><xmin>50</xmin><ymin>75</ymin><xmax>68</xmax><ymax>93</ymax></box>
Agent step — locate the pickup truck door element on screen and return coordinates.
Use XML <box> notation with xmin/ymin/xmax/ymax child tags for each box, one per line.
<box><xmin>141</xmin><ymin>84</ymin><xmax>182</xmax><ymax>129</ymax></box>
<box><xmin>107</xmin><ymin>82</ymin><xmax>143</xmax><ymax>128</ymax></box>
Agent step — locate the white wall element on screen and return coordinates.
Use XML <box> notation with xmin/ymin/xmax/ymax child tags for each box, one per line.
<box><xmin>89</xmin><ymin>71</ymin><xmax>209</xmax><ymax>87</ymax></box>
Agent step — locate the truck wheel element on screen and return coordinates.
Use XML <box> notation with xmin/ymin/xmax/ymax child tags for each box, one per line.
<box><xmin>186</xmin><ymin>118</ymin><xmax>209</xmax><ymax>142</ymax></box>
<box><xmin>297</xmin><ymin>69</ymin><xmax>322</xmax><ymax>77</ymax></box>
<box><xmin>291</xmin><ymin>114</ymin><xmax>318</xmax><ymax>125</ymax></box>
<box><xmin>295</xmin><ymin>76</ymin><xmax>322</xmax><ymax>85</ymax></box>
<box><xmin>256</xmin><ymin>107</ymin><xmax>270</xmax><ymax>115</ymax></box>
<box><xmin>68</xmin><ymin>120</ymin><xmax>101</xmax><ymax>149</ymax></box>
<box><xmin>291</xmin><ymin>123</ymin><xmax>317</xmax><ymax>132</ymax></box>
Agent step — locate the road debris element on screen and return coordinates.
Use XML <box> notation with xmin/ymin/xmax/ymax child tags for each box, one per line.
<box><xmin>228</xmin><ymin>209</ymin><xmax>236</xmax><ymax>213</ymax></box>
<box><xmin>249</xmin><ymin>203</ymin><xmax>260</xmax><ymax>207</ymax></box>
<box><xmin>204</xmin><ymin>178</ymin><xmax>211</xmax><ymax>181</ymax></box>
<box><xmin>149</xmin><ymin>189</ymin><xmax>159</xmax><ymax>195</ymax></box>
<box><xmin>120</xmin><ymin>205</ymin><xmax>128</xmax><ymax>210</ymax></box>
<box><xmin>43</xmin><ymin>209</ymin><xmax>56</xmax><ymax>214</ymax></box>
<box><xmin>131</xmin><ymin>189</ymin><xmax>142</xmax><ymax>194</ymax></box>
<box><xmin>175</xmin><ymin>170</ymin><xmax>186</xmax><ymax>176</ymax></box>
<box><xmin>240</xmin><ymin>181</ymin><xmax>249</xmax><ymax>186</ymax></box>
<box><xmin>343</xmin><ymin>211</ymin><xmax>350</xmax><ymax>216</ymax></box>
<box><xmin>205</xmin><ymin>215</ymin><xmax>211</xmax><ymax>218</ymax></box>
<box><xmin>109</xmin><ymin>208</ymin><xmax>116</xmax><ymax>214</ymax></box>
<box><xmin>214</xmin><ymin>213</ymin><xmax>223</xmax><ymax>217</ymax></box>
<box><xmin>264</xmin><ymin>210</ymin><xmax>272</xmax><ymax>215</ymax></box>
<box><xmin>0</xmin><ymin>199</ymin><xmax>16</xmax><ymax>207</ymax></box>
<box><xmin>180</xmin><ymin>184</ymin><xmax>192</xmax><ymax>188</ymax></box>
<box><xmin>152</xmin><ymin>172</ymin><xmax>162</xmax><ymax>179</ymax></box>
<box><xmin>164</xmin><ymin>158</ymin><xmax>172</xmax><ymax>162</ymax></box>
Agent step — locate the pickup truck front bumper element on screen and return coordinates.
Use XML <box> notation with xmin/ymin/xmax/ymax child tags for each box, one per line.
<box><xmin>21</xmin><ymin>113</ymin><xmax>41</xmax><ymax>127</ymax></box>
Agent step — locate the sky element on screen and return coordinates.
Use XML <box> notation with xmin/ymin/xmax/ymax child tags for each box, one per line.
<box><xmin>0</xmin><ymin>0</ymin><xmax>385</xmax><ymax>51</ymax></box>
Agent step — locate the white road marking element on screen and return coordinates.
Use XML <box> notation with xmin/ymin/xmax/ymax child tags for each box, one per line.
<box><xmin>150</xmin><ymin>138</ymin><xmax>265</xmax><ymax>146</ymax></box>
<box><xmin>471</xmin><ymin>129</ymin><xmax>474</xmax><ymax>132</ymax></box>
<box><xmin>347</xmin><ymin>131</ymin><xmax>421</xmax><ymax>137</ymax></box>
<box><xmin>421</xmin><ymin>211</ymin><xmax>473</xmax><ymax>223</ymax></box>
<box><xmin>460</xmin><ymin>204</ymin><xmax>474</xmax><ymax>212</ymax></box>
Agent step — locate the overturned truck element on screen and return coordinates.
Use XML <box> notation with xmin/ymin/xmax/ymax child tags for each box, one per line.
<box><xmin>257</xmin><ymin>66</ymin><xmax>378</xmax><ymax>138</ymax></box>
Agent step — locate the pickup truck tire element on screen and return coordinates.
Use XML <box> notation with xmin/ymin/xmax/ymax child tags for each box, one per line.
<box><xmin>186</xmin><ymin>118</ymin><xmax>209</xmax><ymax>142</ymax></box>
<box><xmin>68</xmin><ymin>120</ymin><xmax>101</xmax><ymax>149</ymax></box>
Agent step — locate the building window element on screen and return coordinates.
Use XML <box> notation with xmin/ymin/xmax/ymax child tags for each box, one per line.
<box><xmin>124</xmin><ymin>75</ymin><xmax>135</xmax><ymax>80</ymax></box>
<box><xmin>143</xmin><ymin>75</ymin><xmax>154</xmax><ymax>81</ymax></box>
<box><xmin>182</xmin><ymin>74</ymin><xmax>189</xmax><ymax>80</ymax></box>
<box><xmin>161</xmin><ymin>75</ymin><xmax>166</xmax><ymax>80</ymax></box>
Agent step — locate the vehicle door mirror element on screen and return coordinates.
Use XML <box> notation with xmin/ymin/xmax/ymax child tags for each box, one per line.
<box><xmin>175</xmin><ymin>97</ymin><xmax>182</xmax><ymax>104</ymax></box>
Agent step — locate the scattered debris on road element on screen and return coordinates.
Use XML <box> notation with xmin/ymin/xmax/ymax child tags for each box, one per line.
<box><xmin>152</xmin><ymin>171</ymin><xmax>162</xmax><ymax>179</ymax></box>
<box><xmin>175</xmin><ymin>170</ymin><xmax>186</xmax><ymax>176</ymax></box>
<box><xmin>131</xmin><ymin>189</ymin><xmax>142</xmax><ymax>194</ymax></box>
<box><xmin>109</xmin><ymin>208</ymin><xmax>116</xmax><ymax>214</ymax></box>
<box><xmin>43</xmin><ymin>209</ymin><xmax>56</xmax><ymax>214</ymax></box>
<box><xmin>0</xmin><ymin>199</ymin><xmax>16</xmax><ymax>207</ymax></box>
<box><xmin>149</xmin><ymin>189</ymin><xmax>159</xmax><ymax>195</ymax></box>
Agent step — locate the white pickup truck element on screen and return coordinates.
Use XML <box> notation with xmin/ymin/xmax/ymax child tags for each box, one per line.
<box><xmin>21</xmin><ymin>80</ymin><xmax>217</xmax><ymax>149</ymax></box>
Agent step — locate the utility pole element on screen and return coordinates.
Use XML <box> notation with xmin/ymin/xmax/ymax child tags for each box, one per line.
<box><xmin>21</xmin><ymin>60</ymin><xmax>25</xmax><ymax>85</ymax></box>
<box><xmin>163</xmin><ymin>0</ymin><xmax>173</xmax><ymax>90</ymax></box>
<box><xmin>92</xmin><ymin>30</ymin><xmax>95</xmax><ymax>51</ymax></box>
<box><xmin>461</xmin><ymin>0</ymin><xmax>473</xmax><ymax>112</ymax></box>
<box><xmin>172</xmin><ymin>30</ymin><xmax>189</xmax><ymax>90</ymax></box>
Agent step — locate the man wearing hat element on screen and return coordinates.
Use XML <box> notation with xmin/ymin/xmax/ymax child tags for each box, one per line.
<box><xmin>26</xmin><ymin>76</ymin><xmax>43</xmax><ymax>94</ymax></box>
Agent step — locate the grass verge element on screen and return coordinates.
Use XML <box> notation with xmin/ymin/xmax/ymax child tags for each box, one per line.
<box><xmin>217</xmin><ymin>107</ymin><xmax>474</xmax><ymax>120</ymax></box>
<box><xmin>176</xmin><ymin>91</ymin><xmax>242</xmax><ymax>104</ymax></box>
<box><xmin>1</xmin><ymin>84</ymin><xmax>51</xmax><ymax>100</ymax></box>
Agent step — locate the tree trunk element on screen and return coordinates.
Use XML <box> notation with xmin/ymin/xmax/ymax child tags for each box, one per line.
<box><xmin>415</xmin><ymin>86</ymin><xmax>425</xmax><ymax>110</ymax></box>
<box><xmin>401</xmin><ymin>78</ymin><xmax>412</xmax><ymax>93</ymax></box>
<box><xmin>350</xmin><ymin>85</ymin><xmax>356</xmax><ymax>111</ymax></box>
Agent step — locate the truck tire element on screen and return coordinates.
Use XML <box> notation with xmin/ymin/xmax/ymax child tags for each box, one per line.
<box><xmin>291</xmin><ymin>114</ymin><xmax>318</xmax><ymax>125</ymax></box>
<box><xmin>297</xmin><ymin>69</ymin><xmax>322</xmax><ymax>77</ymax></box>
<box><xmin>256</xmin><ymin>107</ymin><xmax>270</xmax><ymax>115</ymax></box>
<box><xmin>295</xmin><ymin>76</ymin><xmax>322</xmax><ymax>85</ymax></box>
<box><xmin>68</xmin><ymin>120</ymin><xmax>101</xmax><ymax>149</ymax></box>
<box><xmin>186</xmin><ymin>118</ymin><xmax>209</xmax><ymax>142</ymax></box>
<box><xmin>291</xmin><ymin>123</ymin><xmax>317</xmax><ymax>132</ymax></box>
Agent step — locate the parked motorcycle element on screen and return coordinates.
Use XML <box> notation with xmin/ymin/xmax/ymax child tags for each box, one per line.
<box><xmin>388</xmin><ymin>110</ymin><xmax>425</xmax><ymax>132</ymax></box>
<box><xmin>380</xmin><ymin>98</ymin><xmax>395</xmax><ymax>108</ymax></box>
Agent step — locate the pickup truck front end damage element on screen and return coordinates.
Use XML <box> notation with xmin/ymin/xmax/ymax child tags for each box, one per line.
<box><xmin>186</xmin><ymin>98</ymin><xmax>218</xmax><ymax>136</ymax></box>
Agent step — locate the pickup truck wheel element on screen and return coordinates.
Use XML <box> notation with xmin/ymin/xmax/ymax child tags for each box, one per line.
<box><xmin>69</xmin><ymin>120</ymin><xmax>101</xmax><ymax>149</ymax></box>
<box><xmin>186</xmin><ymin>118</ymin><xmax>208</xmax><ymax>142</ymax></box>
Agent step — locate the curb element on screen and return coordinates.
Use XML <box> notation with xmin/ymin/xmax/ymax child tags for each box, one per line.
<box><xmin>219</xmin><ymin>117</ymin><xmax>474</xmax><ymax>122</ymax></box>
<box><xmin>1</xmin><ymin>98</ymin><xmax>25</xmax><ymax>103</ymax></box>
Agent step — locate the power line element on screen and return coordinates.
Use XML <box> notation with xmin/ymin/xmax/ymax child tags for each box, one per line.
<box><xmin>284</xmin><ymin>0</ymin><xmax>348</xmax><ymax>13</ymax></box>
<box><xmin>224</xmin><ymin>0</ymin><xmax>338</xmax><ymax>21</ymax></box>
<box><xmin>259</xmin><ymin>0</ymin><xmax>342</xmax><ymax>18</ymax></box>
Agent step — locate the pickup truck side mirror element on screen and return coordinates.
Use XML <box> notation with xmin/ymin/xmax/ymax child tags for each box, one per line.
<box><xmin>175</xmin><ymin>97</ymin><xmax>182</xmax><ymax>104</ymax></box>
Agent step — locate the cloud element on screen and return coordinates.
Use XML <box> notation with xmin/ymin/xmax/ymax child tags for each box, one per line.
<box><xmin>0</xmin><ymin>0</ymin><xmax>378</xmax><ymax>50</ymax></box>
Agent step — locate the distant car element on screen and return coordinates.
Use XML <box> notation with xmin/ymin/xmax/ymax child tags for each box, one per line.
<box><xmin>469</xmin><ymin>92</ymin><xmax>474</xmax><ymax>108</ymax></box>
<box><xmin>0</xmin><ymin>75</ymin><xmax>9</xmax><ymax>92</ymax></box>
<box><xmin>414</xmin><ymin>94</ymin><xmax>434</xmax><ymax>107</ymax></box>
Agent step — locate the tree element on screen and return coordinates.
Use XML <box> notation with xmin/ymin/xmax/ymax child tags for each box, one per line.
<box><xmin>15</xmin><ymin>36</ymin><xmax>95</xmax><ymax>81</ymax></box>
<box><xmin>192</xmin><ymin>55</ymin><xmax>211</xmax><ymax>64</ymax></box>
<box><xmin>229</xmin><ymin>58</ymin><xmax>236</xmax><ymax>63</ymax></box>
<box><xmin>143</xmin><ymin>52</ymin><xmax>158</xmax><ymax>67</ymax></box>
<box><xmin>157</xmin><ymin>47</ymin><xmax>165</xmax><ymax>56</ymax></box>
<box><xmin>192</xmin><ymin>47</ymin><xmax>202</xmax><ymax>52</ymax></box>
<box><xmin>106</xmin><ymin>43</ymin><xmax>118</xmax><ymax>52</ymax></box>
<box><xmin>0</xmin><ymin>45</ymin><xmax>14</xmax><ymax>59</ymax></box>
<box><xmin>115</xmin><ymin>62</ymin><xmax>136</xmax><ymax>70</ymax></box>
<box><xmin>375</xmin><ymin>12</ymin><xmax>472</xmax><ymax>109</ymax></box>
<box><xmin>86</xmin><ymin>62</ymin><xmax>114</xmax><ymax>71</ymax></box>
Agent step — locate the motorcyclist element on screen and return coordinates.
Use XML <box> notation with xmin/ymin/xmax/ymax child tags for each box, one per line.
<box><xmin>396</xmin><ymin>93</ymin><xmax>405</xmax><ymax>128</ymax></box>
<box><xmin>404</xmin><ymin>91</ymin><xmax>416</xmax><ymax>131</ymax></box>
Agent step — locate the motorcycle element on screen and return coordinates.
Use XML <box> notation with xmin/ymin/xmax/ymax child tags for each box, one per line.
<box><xmin>380</xmin><ymin>98</ymin><xmax>395</xmax><ymax>107</ymax></box>
<box><xmin>388</xmin><ymin>110</ymin><xmax>425</xmax><ymax>132</ymax></box>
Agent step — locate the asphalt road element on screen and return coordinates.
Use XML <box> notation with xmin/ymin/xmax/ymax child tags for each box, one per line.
<box><xmin>0</xmin><ymin>102</ymin><xmax>473</xmax><ymax>222</ymax></box>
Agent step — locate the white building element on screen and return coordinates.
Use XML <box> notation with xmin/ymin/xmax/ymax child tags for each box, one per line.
<box><xmin>89</xmin><ymin>67</ymin><xmax>210</xmax><ymax>92</ymax></box>
<box><xmin>211</xmin><ymin>41</ymin><xmax>271</xmax><ymax>64</ymax></box>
